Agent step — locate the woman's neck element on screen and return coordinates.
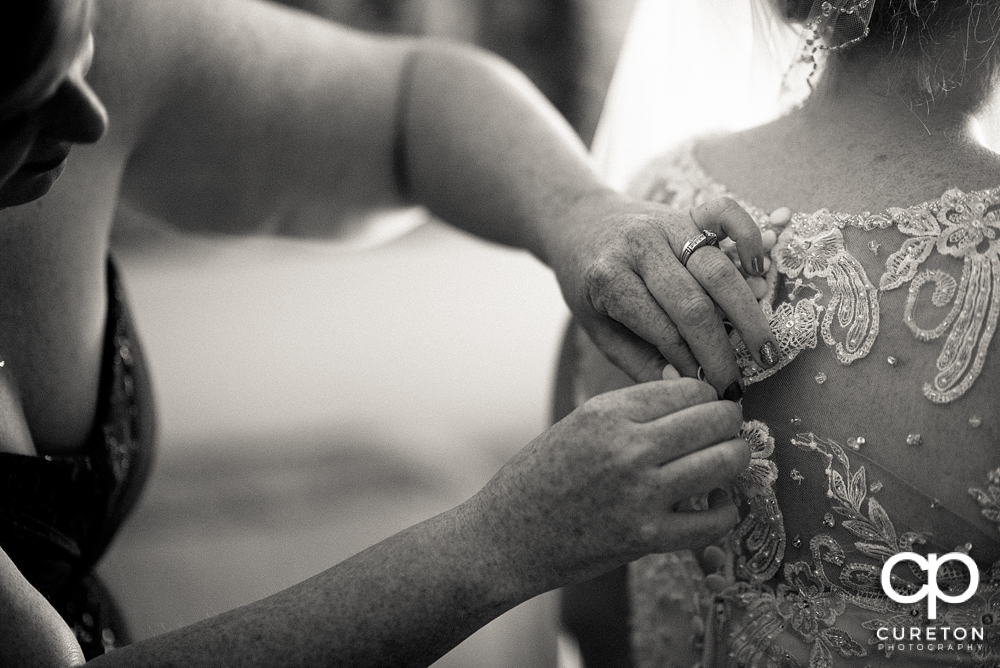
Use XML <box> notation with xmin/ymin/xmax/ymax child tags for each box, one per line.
<box><xmin>696</xmin><ymin>52</ymin><xmax>1000</xmax><ymax>215</ymax></box>
<box><xmin>793</xmin><ymin>54</ymin><xmax>986</xmax><ymax>150</ymax></box>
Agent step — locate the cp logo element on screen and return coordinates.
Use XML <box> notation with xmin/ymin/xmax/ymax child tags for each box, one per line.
<box><xmin>881</xmin><ymin>552</ymin><xmax>979</xmax><ymax>619</ymax></box>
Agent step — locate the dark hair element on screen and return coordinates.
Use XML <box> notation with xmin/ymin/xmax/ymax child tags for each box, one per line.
<box><xmin>0</xmin><ymin>2</ymin><xmax>62</xmax><ymax>101</ymax></box>
<box><xmin>780</xmin><ymin>0</ymin><xmax>1000</xmax><ymax>101</ymax></box>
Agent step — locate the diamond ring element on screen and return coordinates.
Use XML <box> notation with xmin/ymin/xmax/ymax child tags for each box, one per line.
<box><xmin>679</xmin><ymin>229</ymin><xmax>720</xmax><ymax>267</ymax></box>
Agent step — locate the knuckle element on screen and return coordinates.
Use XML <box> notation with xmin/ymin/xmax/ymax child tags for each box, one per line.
<box><xmin>693</xmin><ymin>250</ymin><xmax>739</xmax><ymax>287</ymax></box>
<box><xmin>679</xmin><ymin>378</ymin><xmax>719</xmax><ymax>405</ymax></box>
<box><xmin>584</xmin><ymin>259</ymin><xmax>625</xmax><ymax>314</ymax></box>
<box><xmin>584</xmin><ymin>257</ymin><xmax>619</xmax><ymax>293</ymax></box>
<box><xmin>621</xmin><ymin>213</ymin><xmax>658</xmax><ymax>236</ymax></box>
<box><xmin>579</xmin><ymin>392</ymin><xmax>612</xmax><ymax>419</ymax></box>
<box><xmin>674</xmin><ymin>292</ymin><xmax>716</xmax><ymax>327</ymax></box>
<box><xmin>664</xmin><ymin>378</ymin><xmax>717</xmax><ymax>408</ymax></box>
<box><xmin>717</xmin><ymin>196</ymin><xmax>742</xmax><ymax>217</ymax></box>
<box><xmin>636</xmin><ymin>355</ymin><xmax>669</xmax><ymax>383</ymax></box>
<box><xmin>654</xmin><ymin>323</ymin><xmax>685</xmax><ymax>354</ymax></box>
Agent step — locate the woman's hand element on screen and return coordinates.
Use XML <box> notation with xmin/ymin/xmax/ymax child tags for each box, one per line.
<box><xmin>466</xmin><ymin>378</ymin><xmax>750</xmax><ymax>595</ymax></box>
<box><xmin>0</xmin><ymin>547</ymin><xmax>84</xmax><ymax>667</ymax></box>
<box><xmin>546</xmin><ymin>190</ymin><xmax>779</xmax><ymax>396</ymax></box>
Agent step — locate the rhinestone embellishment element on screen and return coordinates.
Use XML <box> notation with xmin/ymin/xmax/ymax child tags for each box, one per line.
<box><xmin>846</xmin><ymin>436</ymin><xmax>865</xmax><ymax>450</ymax></box>
<box><xmin>815</xmin><ymin>372</ymin><xmax>827</xmax><ymax>385</ymax></box>
<box><xmin>906</xmin><ymin>433</ymin><xmax>922</xmax><ymax>446</ymax></box>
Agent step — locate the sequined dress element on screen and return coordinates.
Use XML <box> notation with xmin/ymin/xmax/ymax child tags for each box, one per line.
<box><xmin>564</xmin><ymin>141</ymin><xmax>1000</xmax><ymax>667</ymax></box>
<box><xmin>0</xmin><ymin>260</ymin><xmax>156</xmax><ymax>660</ymax></box>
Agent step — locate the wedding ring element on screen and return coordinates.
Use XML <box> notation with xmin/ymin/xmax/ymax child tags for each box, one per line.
<box><xmin>679</xmin><ymin>229</ymin><xmax>719</xmax><ymax>267</ymax></box>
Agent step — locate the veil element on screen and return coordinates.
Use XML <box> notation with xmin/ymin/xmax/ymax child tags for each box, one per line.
<box><xmin>593</xmin><ymin>0</ymin><xmax>1000</xmax><ymax>190</ymax></box>
<box><xmin>591</xmin><ymin>0</ymin><xmax>801</xmax><ymax>191</ymax></box>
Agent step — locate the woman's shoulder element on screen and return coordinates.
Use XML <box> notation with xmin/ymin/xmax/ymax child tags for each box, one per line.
<box><xmin>624</xmin><ymin>136</ymin><xmax>738</xmax><ymax>211</ymax></box>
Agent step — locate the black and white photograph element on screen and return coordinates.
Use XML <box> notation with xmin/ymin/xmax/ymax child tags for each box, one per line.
<box><xmin>2</xmin><ymin>0</ymin><xmax>1000</xmax><ymax>666</ymax></box>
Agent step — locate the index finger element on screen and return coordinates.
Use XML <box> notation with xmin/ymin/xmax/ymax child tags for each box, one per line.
<box><xmin>687</xmin><ymin>201</ymin><xmax>779</xmax><ymax>371</ymax></box>
<box><xmin>598</xmin><ymin>378</ymin><xmax>718</xmax><ymax>423</ymax></box>
<box><xmin>641</xmin><ymin>399</ymin><xmax>743</xmax><ymax>464</ymax></box>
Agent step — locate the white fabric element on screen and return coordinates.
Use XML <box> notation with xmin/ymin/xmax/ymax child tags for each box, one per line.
<box><xmin>592</xmin><ymin>0</ymin><xmax>802</xmax><ymax>190</ymax></box>
<box><xmin>594</xmin><ymin>0</ymin><xmax>1000</xmax><ymax>190</ymax></box>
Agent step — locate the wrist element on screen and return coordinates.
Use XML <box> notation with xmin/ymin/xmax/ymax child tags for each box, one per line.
<box><xmin>533</xmin><ymin>185</ymin><xmax>623</xmax><ymax>268</ymax></box>
<box><xmin>453</xmin><ymin>491</ymin><xmax>558</xmax><ymax>607</ymax></box>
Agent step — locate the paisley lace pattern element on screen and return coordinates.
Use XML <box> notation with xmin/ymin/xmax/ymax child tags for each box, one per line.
<box><xmin>733</xmin><ymin>421</ymin><xmax>785</xmax><ymax>585</ymax></box>
<box><xmin>633</xmin><ymin>143</ymin><xmax>1000</xmax><ymax>403</ymax></box>
<box><xmin>717</xmin><ymin>427</ymin><xmax>1000</xmax><ymax>668</ymax></box>
<box><xmin>623</xmin><ymin>143</ymin><xmax>1000</xmax><ymax>668</ymax></box>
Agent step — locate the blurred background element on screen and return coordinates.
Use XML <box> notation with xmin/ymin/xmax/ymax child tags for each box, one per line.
<box><xmin>98</xmin><ymin>1</ymin><xmax>637</xmax><ymax>666</ymax></box>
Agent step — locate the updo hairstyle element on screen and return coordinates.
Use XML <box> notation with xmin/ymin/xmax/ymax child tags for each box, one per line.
<box><xmin>777</xmin><ymin>0</ymin><xmax>1000</xmax><ymax>101</ymax></box>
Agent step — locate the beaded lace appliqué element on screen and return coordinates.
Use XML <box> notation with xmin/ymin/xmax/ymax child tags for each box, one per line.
<box><xmin>881</xmin><ymin>189</ymin><xmax>1000</xmax><ymax>402</ymax></box>
<box><xmin>733</xmin><ymin>421</ymin><xmax>786</xmax><ymax>584</ymax></box>
<box><xmin>720</xmin><ymin>429</ymin><xmax>1000</xmax><ymax>668</ymax></box>
<box><xmin>760</xmin><ymin>193</ymin><xmax>1000</xmax><ymax>403</ymax></box>
<box><xmin>625</xmin><ymin>145</ymin><xmax>1000</xmax><ymax>668</ymax></box>
<box><xmin>635</xmin><ymin>145</ymin><xmax>1000</xmax><ymax>404</ymax></box>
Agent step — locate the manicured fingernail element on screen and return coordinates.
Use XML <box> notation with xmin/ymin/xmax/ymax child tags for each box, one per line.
<box><xmin>751</xmin><ymin>255</ymin><xmax>764</xmax><ymax>275</ymax></box>
<box><xmin>759</xmin><ymin>341</ymin><xmax>779</xmax><ymax>368</ymax></box>
<box><xmin>722</xmin><ymin>381</ymin><xmax>743</xmax><ymax>403</ymax></box>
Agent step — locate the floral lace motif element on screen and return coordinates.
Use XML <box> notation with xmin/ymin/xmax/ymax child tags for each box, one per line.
<box><xmin>970</xmin><ymin>468</ymin><xmax>1000</xmax><ymax>535</ymax></box>
<box><xmin>771</xmin><ymin>212</ymin><xmax>880</xmax><ymax>367</ymax></box>
<box><xmin>624</xmin><ymin>144</ymin><xmax>1000</xmax><ymax>668</ymax></box>
<box><xmin>721</xmin><ymin>425</ymin><xmax>1000</xmax><ymax>668</ymax></box>
<box><xmin>733</xmin><ymin>421</ymin><xmax>785</xmax><ymax>584</ymax></box>
<box><xmin>634</xmin><ymin>144</ymin><xmax>1000</xmax><ymax>403</ymax></box>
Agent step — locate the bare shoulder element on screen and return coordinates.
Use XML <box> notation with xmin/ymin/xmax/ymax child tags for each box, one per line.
<box><xmin>695</xmin><ymin>119</ymin><xmax>1000</xmax><ymax>214</ymax></box>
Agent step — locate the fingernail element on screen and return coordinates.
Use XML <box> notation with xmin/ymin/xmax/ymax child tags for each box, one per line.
<box><xmin>759</xmin><ymin>341</ymin><xmax>779</xmax><ymax>368</ymax></box>
<box><xmin>751</xmin><ymin>255</ymin><xmax>764</xmax><ymax>275</ymax></box>
<box><xmin>722</xmin><ymin>380</ymin><xmax>743</xmax><ymax>402</ymax></box>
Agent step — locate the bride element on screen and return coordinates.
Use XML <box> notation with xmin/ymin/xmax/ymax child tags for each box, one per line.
<box><xmin>559</xmin><ymin>0</ymin><xmax>1000</xmax><ymax>666</ymax></box>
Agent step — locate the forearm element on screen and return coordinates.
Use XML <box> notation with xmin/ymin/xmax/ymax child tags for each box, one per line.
<box><xmin>87</xmin><ymin>503</ymin><xmax>530</xmax><ymax>668</ymax></box>
<box><xmin>398</xmin><ymin>42</ymin><xmax>614</xmax><ymax>264</ymax></box>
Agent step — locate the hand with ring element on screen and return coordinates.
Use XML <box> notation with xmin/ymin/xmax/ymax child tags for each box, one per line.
<box><xmin>544</xmin><ymin>190</ymin><xmax>779</xmax><ymax>399</ymax></box>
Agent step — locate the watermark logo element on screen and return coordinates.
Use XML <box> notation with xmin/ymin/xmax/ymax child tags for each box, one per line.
<box><xmin>881</xmin><ymin>552</ymin><xmax>979</xmax><ymax>620</ymax></box>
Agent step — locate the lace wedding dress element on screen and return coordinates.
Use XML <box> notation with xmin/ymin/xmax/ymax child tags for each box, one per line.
<box><xmin>567</xmin><ymin>139</ymin><xmax>1000</xmax><ymax>667</ymax></box>
<box><xmin>561</xmin><ymin>1</ymin><xmax>1000</xmax><ymax>665</ymax></box>
<box><xmin>593</xmin><ymin>141</ymin><xmax>1000</xmax><ymax>668</ymax></box>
